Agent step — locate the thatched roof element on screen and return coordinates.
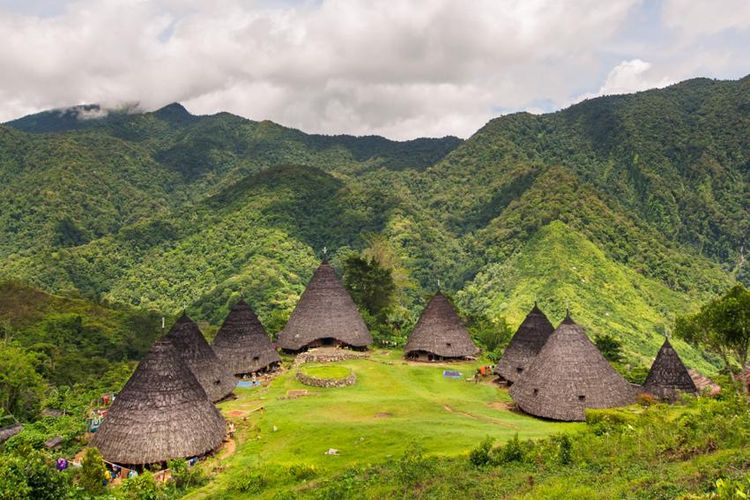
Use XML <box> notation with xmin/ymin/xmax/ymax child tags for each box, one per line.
<box><xmin>688</xmin><ymin>369</ymin><xmax>721</xmax><ymax>396</ymax></box>
<box><xmin>92</xmin><ymin>338</ymin><xmax>225</xmax><ymax>465</ymax></box>
<box><xmin>277</xmin><ymin>261</ymin><xmax>372</xmax><ymax>351</ymax></box>
<box><xmin>495</xmin><ymin>303</ymin><xmax>554</xmax><ymax>383</ymax></box>
<box><xmin>165</xmin><ymin>314</ymin><xmax>236</xmax><ymax>402</ymax></box>
<box><xmin>509</xmin><ymin>315</ymin><xmax>636</xmax><ymax>421</ymax></box>
<box><xmin>404</xmin><ymin>292</ymin><xmax>479</xmax><ymax>358</ymax></box>
<box><xmin>212</xmin><ymin>299</ymin><xmax>281</xmax><ymax>375</ymax></box>
<box><xmin>643</xmin><ymin>339</ymin><xmax>697</xmax><ymax>401</ymax></box>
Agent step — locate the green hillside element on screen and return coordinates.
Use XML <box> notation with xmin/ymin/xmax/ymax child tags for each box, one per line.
<box><xmin>0</xmin><ymin>281</ymin><xmax>162</xmax><ymax>387</ymax></box>
<box><xmin>1</xmin><ymin>75</ymin><xmax>748</xmax><ymax>367</ymax></box>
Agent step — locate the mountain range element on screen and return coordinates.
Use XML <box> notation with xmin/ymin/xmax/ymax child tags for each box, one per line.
<box><xmin>1</xmin><ymin>75</ymin><xmax>748</xmax><ymax>371</ymax></box>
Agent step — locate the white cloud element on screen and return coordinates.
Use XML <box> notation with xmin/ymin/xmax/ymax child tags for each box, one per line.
<box><xmin>0</xmin><ymin>0</ymin><xmax>747</xmax><ymax>139</ymax></box>
<box><xmin>596</xmin><ymin>59</ymin><xmax>674</xmax><ymax>96</ymax></box>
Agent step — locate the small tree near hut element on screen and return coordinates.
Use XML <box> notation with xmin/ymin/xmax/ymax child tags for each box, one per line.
<box><xmin>675</xmin><ymin>284</ymin><xmax>750</xmax><ymax>382</ymax></box>
<box><xmin>78</xmin><ymin>448</ymin><xmax>108</xmax><ymax>495</ymax></box>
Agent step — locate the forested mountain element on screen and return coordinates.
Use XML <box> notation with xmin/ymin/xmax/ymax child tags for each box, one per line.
<box><xmin>1</xmin><ymin>75</ymin><xmax>748</xmax><ymax>369</ymax></box>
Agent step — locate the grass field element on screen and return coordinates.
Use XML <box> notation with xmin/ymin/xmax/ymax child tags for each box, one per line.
<box><xmin>298</xmin><ymin>363</ymin><xmax>352</xmax><ymax>380</ymax></box>
<box><xmin>187</xmin><ymin>350</ymin><xmax>581</xmax><ymax>498</ymax></box>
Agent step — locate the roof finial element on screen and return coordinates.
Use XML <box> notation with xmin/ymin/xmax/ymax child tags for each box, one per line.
<box><xmin>565</xmin><ymin>300</ymin><xmax>571</xmax><ymax>321</ymax></box>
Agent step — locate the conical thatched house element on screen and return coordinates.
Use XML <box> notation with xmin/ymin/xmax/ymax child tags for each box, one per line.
<box><xmin>404</xmin><ymin>292</ymin><xmax>479</xmax><ymax>361</ymax></box>
<box><xmin>509</xmin><ymin>314</ymin><xmax>636</xmax><ymax>421</ymax></box>
<box><xmin>92</xmin><ymin>338</ymin><xmax>225</xmax><ymax>466</ymax></box>
<box><xmin>212</xmin><ymin>299</ymin><xmax>281</xmax><ymax>375</ymax></box>
<box><xmin>165</xmin><ymin>314</ymin><xmax>236</xmax><ymax>402</ymax></box>
<box><xmin>277</xmin><ymin>261</ymin><xmax>372</xmax><ymax>352</ymax></box>
<box><xmin>495</xmin><ymin>303</ymin><xmax>554</xmax><ymax>384</ymax></box>
<box><xmin>642</xmin><ymin>339</ymin><xmax>697</xmax><ymax>402</ymax></box>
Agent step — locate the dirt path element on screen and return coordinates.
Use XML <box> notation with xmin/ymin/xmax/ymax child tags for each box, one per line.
<box><xmin>442</xmin><ymin>404</ymin><xmax>519</xmax><ymax>429</ymax></box>
<box><xmin>219</xmin><ymin>438</ymin><xmax>236</xmax><ymax>459</ymax></box>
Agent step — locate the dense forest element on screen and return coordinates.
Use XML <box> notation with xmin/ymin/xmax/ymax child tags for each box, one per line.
<box><xmin>1</xmin><ymin>76</ymin><xmax>748</xmax><ymax>369</ymax></box>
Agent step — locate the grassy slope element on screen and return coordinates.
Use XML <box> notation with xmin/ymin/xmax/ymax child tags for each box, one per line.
<box><xmin>456</xmin><ymin>221</ymin><xmax>720</xmax><ymax>372</ymax></box>
<box><xmin>189</xmin><ymin>351</ymin><xmax>579</xmax><ymax>498</ymax></box>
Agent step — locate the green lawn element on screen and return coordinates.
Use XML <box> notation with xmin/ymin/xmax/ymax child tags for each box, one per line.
<box><xmin>298</xmin><ymin>363</ymin><xmax>352</xmax><ymax>380</ymax></box>
<box><xmin>188</xmin><ymin>350</ymin><xmax>581</xmax><ymax>498</ymax></box>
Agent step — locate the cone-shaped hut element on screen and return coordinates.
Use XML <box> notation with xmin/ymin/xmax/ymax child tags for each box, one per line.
<box><xmin>165</xmin><ymin>314</ymin><xmax>236</xmax><ymax>402</ymax></box>
<box><xmin>642</xmin><ymin>339</ymin><xmax>697</xmax><ymax>402</ymax></box>
<box><xmin>494</xmin><ymin>303</ymin><xmax>554</xmax><ymax>384</ymax></box>
<box><xmin>212</xmin><ymin>299</ymin><xmax>281</xmax><ymax>375</ymax></box>
<box><xmin>509</xmin><ymin>314</ymin><xmax>636</xmax><ymax>421</ymax></box>
<box><xmin>404</xmin><ymin>292</ymin><xmax>479</xmax><ymax>361</ymax></box>
<box><xmin>92</xmin><ymin>338</ymin><xmax>225</xmax><ymax>466</ymax></box>
<box><xmin>277</xmin><ymin>261</ymin><xmax>372</xmax><ymax>352</ymax></box>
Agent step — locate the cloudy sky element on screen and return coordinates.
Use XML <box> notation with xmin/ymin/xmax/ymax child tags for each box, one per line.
<box><xmin>1</xmin><ymin>0</ymin><xmax>749</xmax><ymax>139</ymax></box>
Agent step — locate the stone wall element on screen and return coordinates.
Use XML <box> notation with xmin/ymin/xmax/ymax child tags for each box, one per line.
<box><xmin>296</xmin><ymin>370</ymin><xmax>356</xmax><ymax>388</ymax></box>
<box><xmin>294</xmin><ymin>347</ymin><xmax>368</xmax><ymax>367</ymax></box>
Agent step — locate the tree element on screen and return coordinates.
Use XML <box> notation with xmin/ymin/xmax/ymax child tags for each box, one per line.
<box><xmin>0</xmin><ymin>450</ymin><xmax>70</xmax><ymax>499</ymax></box>
<box><xmin>342</xmin><ymin>255</ymin><xmax>396</xmax><ymax>320</ymax></box>
<box><xmin>467</xmin><ymin>315</ymin><xmax>511</xmax><ymax>355</ymax></box>
<box><xmin>594</xmin><ymin>334</ymin><xmax>624</xmax><ymax>363</ymax></box>
<box><xmin>0</xmin><ymin>344</ymin><xmax>45</xmax><ymax>421</ymax></box>
<box><xmin>675</xmin><ymin>284</ymin><xmax>750</xmax><ymax>374</ymax></box>
<box><xmin>78</xmin><ymin>448</ymin><xmax>108</xmax><ymax>495</ymax></box>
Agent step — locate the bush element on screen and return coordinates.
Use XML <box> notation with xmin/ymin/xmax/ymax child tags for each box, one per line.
<box><xmin>78</xmin><ymin>447</ymin><xmax>107</xmax><ymax>495</ymax></box>
<box><xmin>168</xmin><ymin>458</ymin><xmax>207</xmax><ymax>490</ymax></box>
<box><xmin>0</xmin><ymin>450</ymin><xmax>70</xmax><ymax>500</ymax></box>
<box><xmin>557</xmin><ymin>435</ymin><xmax>572</xmax><ymax>465</ymax></box>
<box><xmin>398</xmin><ymin>442</ymin><xmax>434</xmax><ymax>485</ymax></box>
<box><xmin>585</xmin><ymin>408</ymin><xmax>638</xmax><ymax>434</ymax></box>
<box><xmin>469</xmin><ymin>437</ymin><xmax>494</xmax><ymax>468</ymax></box>
<box><xmin>636</xmin><ymin>392</ymin><xmax>658</xmax><ymax>407</ymax></box>
<box><xmin>494</xmin><ymin>434</ymin><xmax>528</xmax><ymax>464</ymax></box>
<box><xmin>115</xmin><ymin>471</ymin><xmax>162</xmax><ymax>500</ymax></box>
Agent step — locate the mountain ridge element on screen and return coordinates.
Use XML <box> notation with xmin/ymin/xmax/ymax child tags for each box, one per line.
<box><xmin>0</xmin><ymin>74</ymin><xmax>747</xmax><ymax>368</ymax></box>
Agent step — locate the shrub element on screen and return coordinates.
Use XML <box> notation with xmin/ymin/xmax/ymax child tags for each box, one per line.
<box><xmin>78</xmin><ymin>447</ymin><xmax>107</xmax><ymax>495</ymax></box>
<box><xmin>168</xmin><ymin>458</ymin><xmax>206</xmax><ymax>490</ymax></box>
<box><xmin>469</xmin><ymin>437</ymin><xmax>494</xmax><ymax>468</ymax></box>
<box><xmin>636</xmin><ymin>392</ymin><xmax>658</xmax><ymax>407</ymax></box>
<box><xmin>115</xmin><ymin>471</ymin><xmax>162</xmax><ymax>500</ymax></box>
<box><xmin>557</xmin><ymin>435</ymin><xmax>572</xmax><ymax>465</ymax></box>
<box><xmin>398</xmin><ymin>442</ymin><xmax>434</xmax><ymax>485</ymax></box>
<box><xmin>585</xmin><ymin>408</ymin><xmax>638</xmax><ymax>434</ymax></box>
<box><xmin>0</xmin><ymin>450</ymin><xmax>70</xmax><ymax>500</ymax></box>
<box><xmin>494</xmin><ymin>434</ymin><xmax>526</xmax><ymax>464</ymax></box>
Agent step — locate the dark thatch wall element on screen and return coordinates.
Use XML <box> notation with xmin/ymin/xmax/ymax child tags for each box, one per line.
<box><xmin>212</xmin><ymin>299</ymin><xmax>281</xmax><ymax>375</ymax></box>
<box><xmin>495</xmin><ymin>304</ymin><xmax>554</xmax><ymax>383</ymax></box>
<box><xmin>92</xmin><ymin>339</ymin><xmax>225</xmax><ymax>465</ymax></box>
<box><xmin>165</xmin><ymin>315</ymin><xmax>236</xmax><ymax>402</ymax></box>
<box><xmin>643</xmin><ymin>339</ymin><xmax>698</xmax><ymax>402</ymax></box>
<box><xmin>277</xmin><ymin>262</ymin><xmax>372</xmax><ymax>351</ymax></box>
<box><xmin>509</xmin><ymin>316</ymin><xmax>636</xmax><ymax>421</ymax></box>
<box><xmin>404</xmin><ymin>293</ymin><xmax>479</xmax><ymax>359</ymax></box>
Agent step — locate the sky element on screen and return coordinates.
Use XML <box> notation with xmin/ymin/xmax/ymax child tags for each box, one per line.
<box><xmin>0</xmin><ymin>0</ymin><xmax>749</xmax><ymax>140</ymax></box>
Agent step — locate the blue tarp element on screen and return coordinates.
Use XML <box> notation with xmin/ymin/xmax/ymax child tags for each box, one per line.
<box><xmin>236</xmin><ymin>380</ymin><xmax>261</xmax><ymax>388</ymax></box>
<box><xmin>442</xmin><ymin>370</ymin><xmax>462</xmax><ymax>379</ymax></box>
